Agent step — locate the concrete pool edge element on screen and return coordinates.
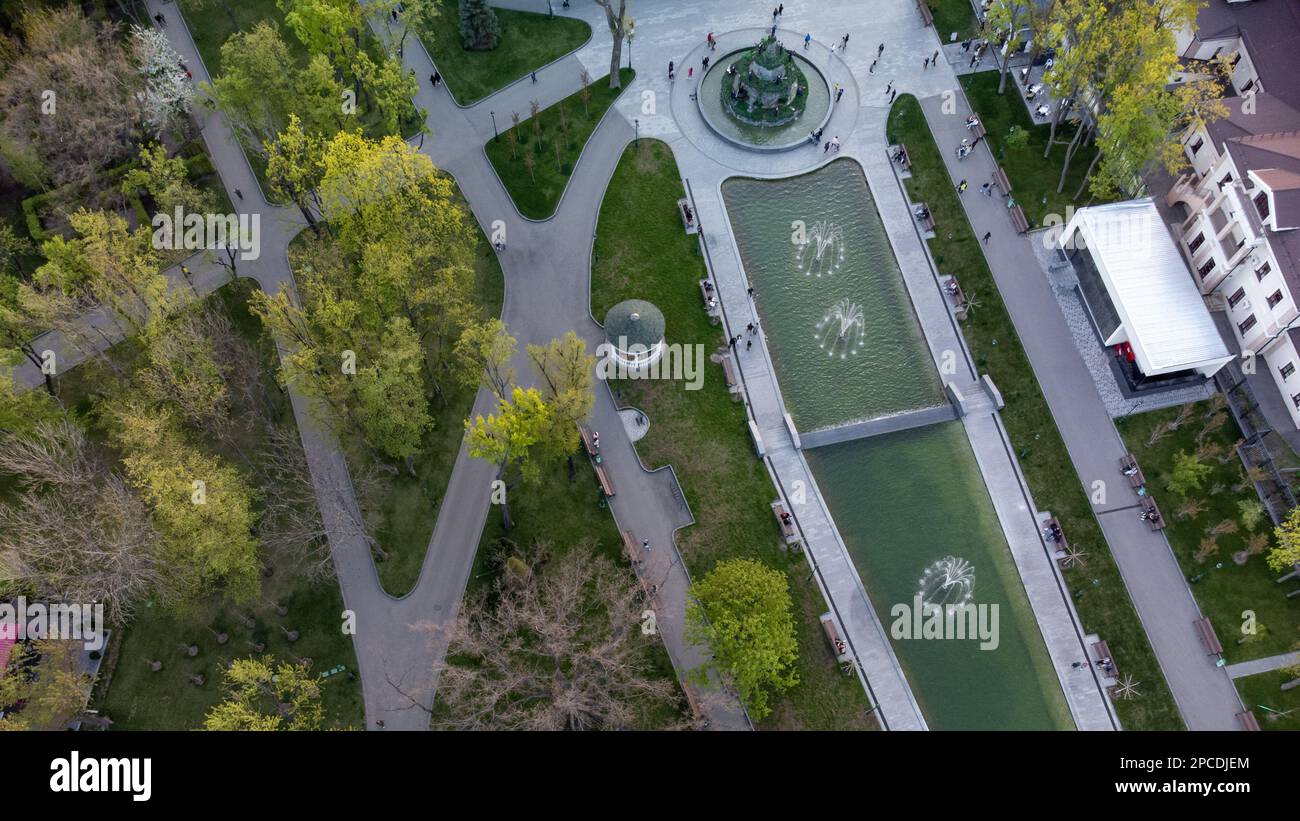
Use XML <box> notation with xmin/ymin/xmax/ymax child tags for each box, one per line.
<box><xmin>712</xmin><ymin>155</ymin><xmax>1117</xmax><ymax>731</ymax></box>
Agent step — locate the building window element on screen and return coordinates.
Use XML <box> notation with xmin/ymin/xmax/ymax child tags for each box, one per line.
<box><xmin>1256</xmin><ymin>261</ymin><xmax>1272</xmax><ymax>280</ymax></box>
<box><xmin>1254</xmin><ymin>191</ymin><xmax>1270</xmax><ymax>220</ymax></box>
<box><xmin>1268</xmin><ymin>290</ymin><xmax>1284</xmax><ymax>309</ymax></box>
<box><xmin>1189</xmin><ymin>233</ymin><xmax>1206</xmax><ymax>253</ymax></box>
<box><xmin>1199</xmin><ymin>258</ymin><xmax>1217</xmax><ymax>278</ymax></box>
<box><xmin>1190</xmin><ymin>136</ymin><xmax>1204</xmax><ymax>155</ymax></box>
<box><xmin>1282</xmin><ymin>362</ymin><xmax>1295</xmax><ymax>380</ymax></box>
<box><xmin>1228</xmin><ymin>286</ymin><xmax>1247</xmax><ymax>308</ymax></box>
<box><xmin>1238</xmin><ymin>314</ymin><xmax>1257</xmax><ymax>335</ymax></box>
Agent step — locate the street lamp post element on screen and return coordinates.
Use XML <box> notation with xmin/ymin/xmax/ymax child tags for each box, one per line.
<box><xmin>490</xmin><ymin>110</ymin><xmax>499</xmax><ymax>142</ymax></box>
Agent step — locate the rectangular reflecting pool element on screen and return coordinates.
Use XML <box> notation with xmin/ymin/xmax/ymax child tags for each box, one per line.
<box><xmin>805</xmin><ymin>424</ymin><xmax>1073</xmax><ymax>730</ymax></box>
<box><xmin>722</xmin><ymin>159</ymin><xmax>943</xmax><ymax>432</ymax></box>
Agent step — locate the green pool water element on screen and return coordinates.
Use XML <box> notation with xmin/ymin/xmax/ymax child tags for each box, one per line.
<box><xmin>805</xmin><ymin>423</ymin><xmax>1074</xmax><ymax>730</ymax></box>
<box><xmin>722</xmin><ymin>159</ymin><xmax>943</xmax><ymax>431</ymax></box>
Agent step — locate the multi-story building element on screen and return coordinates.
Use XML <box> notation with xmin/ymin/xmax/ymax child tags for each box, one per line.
<box><xmin>1163</xmin><ymin>0</ymin><xmax>1300</xmax><ymax>428</ymax></box>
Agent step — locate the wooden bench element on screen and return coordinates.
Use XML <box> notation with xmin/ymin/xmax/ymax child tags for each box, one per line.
<box><xmin>1119</xmin><ymin>454</ymin><xmax>1146</xmax><ymax>489</ymax></box>
<box><xmin>1236</xmin><ymin>710</ymin><xmax>1261</xmax><ymax>731</ymax></box>
<box><xmin>1091</xmin><ymin>639</ymin><xmax>1118</xmax><ymax>679</ymax></box>
<box><xmin>579</xmin><ymin>426</ymin><xmax>599</xmax><ymax>459</ymax></box>
<box><xmin>721</xmin><ymin>355</ymin><xmax>739</xmax><ymax>393</ymax></box>
<box><xmin>916</xmin><ymin>0</ymin><xmax>933</xmax><ymax>27</ymax></box>
<box><xmin>1140</xmin><ymin>495</ymin><xmax>1166</xmax><ymax>530</ymax></box>
<box><xmin>820</xmin><ymin>612</ymin><xmax>851</xmax><ymax>662</ymax></box>
<box><xmin>942</xmin><ymin>276</ymin><xmax>969</xmax><ymax>320</ymax></box>
<box><xmin>594</xmin><ymin>462</ymin><xmax>615</xmax><ymax>498</ymax></box>
<box><xmin>1009</xmin><ymin>203</ymin><xmax>1030</xmax><ymax>234</ymax></box>
<box><xmin>621</xmin><ymin>530</ymin><xmax>640</xmax><ymax>563</ymax></box>
<box><xmin>1043</xmin><ymin>515</ymin><xmax>1069</xmax><ymax>555</ymax></box>
<box><xmin>771</xmin><ymin>500</ymin><xmax>799</xmax><ymax>545</ymax></box>
<box><xmin>992</xmin><ymin>165</ymin><xmax>1013</xmax><ymax>196</ymax></box>
<box><xmin>913</xmin><ymin>202</ymin><xmax>935</xmax><ymax>234</ymax></box>
<box><xmin>1194</xmin><ymin>617</ymin><xmax>1224</xmax><ymax>656</ymax></box>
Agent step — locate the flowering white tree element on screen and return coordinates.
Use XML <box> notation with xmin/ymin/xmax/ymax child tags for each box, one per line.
<box><xmin>131</xmin><ymin>25</ymin><xmax>194</xmax><ymax>138</ymax></box>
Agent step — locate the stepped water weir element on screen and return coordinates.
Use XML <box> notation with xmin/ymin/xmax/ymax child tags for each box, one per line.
<box><xmin>723</xmin><ymin>160</ymin><xmax>1072</xmax><ymax>730</ymax></box>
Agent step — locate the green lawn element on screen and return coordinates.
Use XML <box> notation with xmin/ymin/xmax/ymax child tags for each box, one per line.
<box><xmin>290</xmin><ymin>182</ymin><xmax>505</xmax><ymax>597</ymax></box>
<box><xmin>589</xmin><ymin>140</ymin><xmax>876</xmax><ymax>730</ymax></box>
<box><xmin>928</xmin><ymin>0</ymin><xmax>979</xmax><ymax>40</ymax></box>
<box><xmin>85</xmin><ymin>281</ymin><xmax>363</xmax><ymax>730</ymax></box>
<box><xmin>1118</xmin><ymin>403</ymin><xmax>1300</xmax><ymax>661</ymax></box>
<box><xmin>961</xmin><ymin>71</ymin><xmax>1108</xmax><ymax>226</ymax></box>
<box><xmin>415</xmin><ymin>1</ymin><xmax>591</xmax><ymax>105</ymax></box>
<box><xmin>485</xmin><ymin>68</ymin><xmax>634</xmax><ymax>220</ymax></box>
<box><xmin>887</xmin><ymin>95</ymin><xmax>1183</xmax><ymax>730</ymax></box>
<box><xmin>1234</xmin><ymin>669</ymin><xmax>1300</xmax><ymax>730</ymax></box>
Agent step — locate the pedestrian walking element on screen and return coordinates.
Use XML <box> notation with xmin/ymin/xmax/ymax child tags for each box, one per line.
<box><xmin>982</xmin><ymin>230</ymin><xmax>992</xmax><ymax>244</ymax></box>
<box><xmin>869</xmin><ymin>59</ymin><xmax>877</xmax><ymax>73</ymax></box>
<box><xmin>804</xmin><ymin>33</ymin><xmax>812</xmax><ymax>49</ymax></box>
<box><xmin>957</xmin><ymin>179</ymin><xmax>968</xmax><ymax>194</ymax></box>
<box><xmin>531</xmin><ymin>71</ymin><xmax>538</xmax><ymax>83</ymax></box>
<box><xmin>877</xmin><ymin>43</ymin><xmax>885</xmax><ymax>56</ymax></box>
<box><xmin>835</xmin><ymin>87</ymin><xmax>844</xmax><ymax>102</ymax></box>
<box><xmin>235</xmin><ymin>189</ymin><xmax>243</xmax><ymax>200</ymax></box>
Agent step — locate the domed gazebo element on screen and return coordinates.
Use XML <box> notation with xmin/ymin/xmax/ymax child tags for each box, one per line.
<box><xmin>604</xmin><ymin>299</ymin><xmax>665</xmax><ymax>371</ymax></box>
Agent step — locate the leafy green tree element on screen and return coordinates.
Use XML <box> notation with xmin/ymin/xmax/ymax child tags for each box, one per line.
<box><xmin>108</xmin><ymin>401</ymin><xmax>261</xmax><ymax>604</ymax></box>
<box><xmin>1268</xmin><ymin>507</ymin><xmax>1300</xmax><ymax>574</ymax></box>
<box><xmin>687</xmin><ymin>558</ymin><xmax>799</xmax><ymax>720</ymax></box>
<box><xmin>465</xmin><ymin>386</ymin><xmax>551</xmax><ymax>529</ymax></box>
<box><xmin>458</xmin><ymin>0</ymin><xmax>502</xmax><ymax>50</ymax></box>
<box><xmin>204</xmin><ymin>656</ymin><xmax>324</xmax><ymax>730</ymax></box>
<box><xmin>354</xmin><ymin>316</ymin><xmax>431</xmax><ymax>460</ymax></box>
<box><xmin>1167</xmin><ymin>450</ymin><xmax>1213</xmax><ymax>497</ymax></box>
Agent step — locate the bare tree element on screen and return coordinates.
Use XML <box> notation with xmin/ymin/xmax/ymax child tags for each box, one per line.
<box><xmin>592</xmin><ymin>0</ymin><xmax>629</xmax><ymax>88</ymax></box>
<box><xmin>432</xmin><ymin>542</ymin><xmax>678</xmax><ymax>730</ymax></box>
<box><xmin>0</xmin><ymin>421</ymin><xmax>162</xmax><ymax>622</ymax></box>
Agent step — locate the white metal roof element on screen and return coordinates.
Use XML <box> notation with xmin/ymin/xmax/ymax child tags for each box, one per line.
<box><xmin>1061</xmin><ymin>199</ymin><xmax>1231</xmax><ymax>374</ymax></box>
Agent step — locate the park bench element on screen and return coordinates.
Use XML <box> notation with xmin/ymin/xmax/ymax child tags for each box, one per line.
<box><xmin>916</xmin><ymin>0</ymin><xmax>933</xmax><ymax>27</ymax></box>
<box><xmin>1140</xmin><ymin>495</ymin><xmax>1166</xmax><ymax>530</ymax></box>
<box><xmin>677</xmin><ymin>197</ymin><xmax>698</xmax><ymax>234</ymax></box>
<box><xmin>579</xmin><ymin>426</ymin><xmax>600</xmax><ymax>460</ymax></box>
<box><xmin>942</xmin><ymin>275</ymin><xmax>969</xmax><ymax>320</ymax></box>
<box><xmin>621</xmin><ymin>530</ymin><xmax>640</xmax><ymax>564</ymax></box>
<box><xmin>1119</xmin><ymin>454</ymin><xmax>1146</xmax><ymax>489</ymax></box>
<box><xmin>1194</xmin><ymin>617</ymin><xmax>1224</xmax><ymax>657</ymax></box>
<box><xmin>992</xmin><ymin>165</ymin><xmax>1013</xmax><ymax>196</ymax></box>
<box><xmin>820</xmin><ymin>612</ymin><xmax>851</xmax><ymax>663</ymax></box>
<box><xmin>771</xmin><ymin>500</ymin><xmax>799</xmax><ymax>545</ymax></box>
<box><xmin>1043</xmin><ymin>515</ymin><xmax>1069</xmax><ymax>556</ymax></box>
<box><xmin>1091</xmin><ymin>639</ymin><xmax>1118</xmax><ymax>679</ymax></box>
<box><xmin>1236</xmin><ymin>711</ymin><xmax>1261</xmax><ymax>731</ymax></box>
<box><xmin>594</xmin><ymin>462</ymin><xmax>615</xmax><ymax>498</ymax></box>
<box><xmin>914</xmin><ymin>202</ymin><xmax>936</xmax><ymax>234</ymax></box>
<box><xmin>721</xmin><ymin>354</ymin><xmax>739</xmax><ymax>394</ymax></box>
<box><xmin>699</xmin><ymin>278</ymin><xmax>720</xmax><ymax>320</ymax></box>
<box><xmin>1009</xmin><ymin>203</ymin><xmax>1030</xmax><ymax>234</ymax></box>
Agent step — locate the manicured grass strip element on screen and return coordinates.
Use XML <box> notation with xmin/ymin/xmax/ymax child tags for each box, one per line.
<box><xmin>1119</xmin><ymin>404</ymin><xmax>1299</xmax><ymax>662</ymax></box>
<box><xmin>960</xmin><ymin>71</ymin><xmax>1107</xmax><ymax>226</ymax></box>
<box><xmin>416</xmin><ymin>1</ymin><xmax>591</xmax><ymax>105</ymax></box>
<box><xmin>86</xmin><ymin>282</ymin><xmax>363</xmax><ymax>730</ymax></box>
<box><xmin>485</xmin><ymin>68</ymin><xmax>634</xmax><ymax>220</ymax></box>
<box><xmin>887</xmin><ymin>95</ymin><xmax>1183</xmax><ymax>730</ymax></box>
<box><xmin>590</xmin><ymin>140</ymin><xmax>876</xmax><ymax>730</ymax></box>
<box><xmin>928</xmin><ymin>0</ymin><xmax>979</xmax><ymax>40</ymax></box>
<box><xmin>1233</xmin><ymin>669</ymin><xmax>1300</xmax><ymax>731</ymax></box>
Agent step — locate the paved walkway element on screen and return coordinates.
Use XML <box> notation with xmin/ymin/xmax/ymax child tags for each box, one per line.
<box><xmin>916</xmin><ymin>89</ymin><xmax>1247</xmax><ymax>728</ymax></box>
<box><xmin>1226</xmin><ymin>651</ymin><xmax>1300</xmax><ymax>680</ymax></box>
